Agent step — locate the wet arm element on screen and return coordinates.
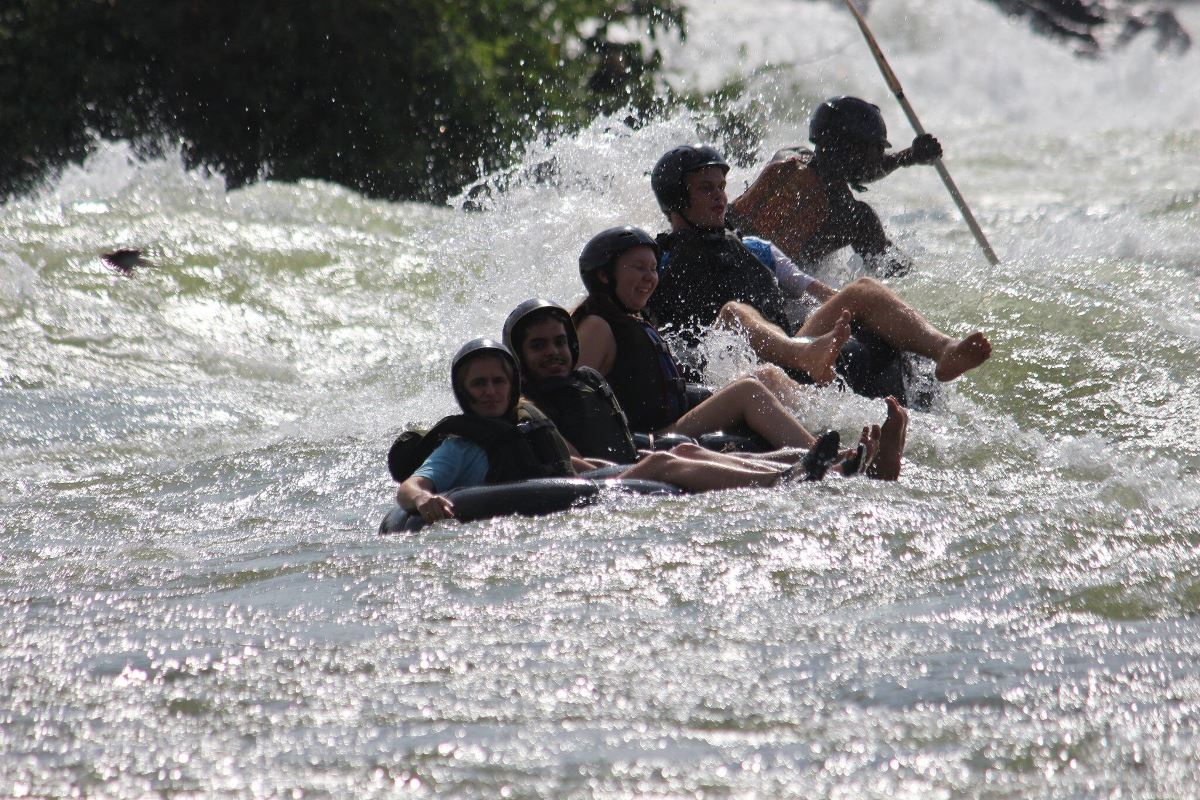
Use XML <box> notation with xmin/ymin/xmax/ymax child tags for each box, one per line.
<box><xmin>871</xmin><ymin>152</ymin><xmax>906</xmax><ymax>181</ymax></box>
<box><xmin>875</xmin><ymin>133</ymin><xmax>943</xmax><ymax>180</ymax></box>
<box><xmin>397</xmin><ymin>476</ymin><xmax>455</xmax><ymax>521</ymax></box>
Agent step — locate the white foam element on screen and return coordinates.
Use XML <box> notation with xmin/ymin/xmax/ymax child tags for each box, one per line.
<box><xmin>0</xmin><ymin>252</ymin><xmax>38</xmax><ymax>307</ymax></box>
<box><xmin>671</xmin><ymin>0</ymin><xmax>1200</xmax><ymax>133</ymax></box>
<box><xmin>38</xmin><ymin>139</ymin><xmax>227</xmax><ymax>215</ymax></box>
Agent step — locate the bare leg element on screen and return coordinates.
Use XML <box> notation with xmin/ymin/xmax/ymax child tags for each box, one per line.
<box><xmin>620</xmin><ymin>450</ymin><xmax>781</xmax><ymax>492</ymax></box>
<box><xmin>796</xmin><ymin>277</ymin><xmax>991</xmax><ymax>382</ymax></box>
<box><xmin>739</xmin><ymin>447</ymin><xmax>808</xmax><ymax>467</ymax></box>
<box><xmin>667</xmin><ymin>442</ymin><xmax>789</xmax><ymax>474</ymax></box>
<box><xmin>750</xmin><ymin>363</ymin><xmax>814</xmax><ymax>407</ymax></box>
<box><xmin>675</xmin><ymin>441</ymin><xmax>808</xmax><ymax>468</ymax></box>
<box><xmin>717</xmin><ymin>301</ymin><xmax>851</xmax><ymax>385</ymax></box>
<box><xmin>664</xmin><ymin>377</ymin><xmax>817</xmax><ymax>449</ymax></box>
<box><xmin>866</xmin><ymin>396</ymin><xmax>908</xmax><ymax>481</ymax></box>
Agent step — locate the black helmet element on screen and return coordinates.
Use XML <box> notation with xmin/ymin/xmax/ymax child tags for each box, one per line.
<box><xmin>651</xmin><ymin>144</ymin><xmax>730</xmax><ymax>215</ymax></box>
<box><xmin>449</xmin><ymin>337</ymin><xmax>520</xmax><ymax>416</ymax></box>
<box><xmin>502</xmin><ymin>299</ymin><xmax>579</xmax><ymax>371</ymax></box>
<box><xmin>578</xmin><ymin>225</ymin><xmax>660</xmax><ymax>296</ymax></box>
<box><xmin>809</xmin><ymin>97</ymin><xmax>891</xmax><ymax>149</ymax></box>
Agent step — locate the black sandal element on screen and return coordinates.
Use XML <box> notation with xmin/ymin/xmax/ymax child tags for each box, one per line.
<box><xmin>780</xmin><ymin>430</ymin><xmax>841</xmax><ymax>483</ymax></box>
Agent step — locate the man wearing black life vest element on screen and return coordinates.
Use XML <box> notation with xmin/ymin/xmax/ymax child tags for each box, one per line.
<box><xmin>503</xmin><ymin>298</ymin><xmax>640</xmax><ymax>465</ymax></box>
<box><xmin>728</xmin><ymin>96</ymin><xmax>943</xmax><ymax>279</ymax></box>
<box><xmin>647</xmin><ymin>143</ymin><xmax>992</xmax><ymax>398</ymax></box>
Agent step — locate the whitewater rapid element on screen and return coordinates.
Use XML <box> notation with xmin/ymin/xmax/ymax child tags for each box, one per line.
<box><xmin>3</xmin><ymin>0</ymin><xmax>1199</xmax><ymax>796</ymax></box>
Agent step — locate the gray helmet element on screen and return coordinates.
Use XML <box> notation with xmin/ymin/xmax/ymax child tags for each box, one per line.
<box><xmin>650</xmin><ymin>144</ymin><xmax>729</xmax><ymax>215</ymax></box>
<box><xmin>809</xmin><ymin>96</ymin><xmax>891</xmax><ymax>149</ymax></box>
<box><xmin>502</xmin><ymin>299</ymin><xmax>579</xmax><ymax>371</ymax></box>
<box><xmin>578</xmin><ymin>225</ymin><xmax>661</xmax><ymax>296</ymax></box>
<box><xmin>450</xmin><ymin>338</ymin><xmax>520</xmax><ymax>415</ymax></box>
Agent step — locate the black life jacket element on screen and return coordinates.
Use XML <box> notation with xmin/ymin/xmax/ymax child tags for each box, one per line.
<box><xmin>523</xmin><ymin>367</ymin><xmax>639</xmax><ymax>465</ymax></box>
<box><xmin>387</xmin><ymin>401</ymin><xmax>574</xmax><ymax>485</ymax></box>
<box><xmin>573</xmin><ymin>293</ymin><xmax>689</xmax><ymax>433</ymax></box>
<box><xmin>648</xmin><ymin>228</ymin><xmax>792</xmax><ymax>343</ymax></box>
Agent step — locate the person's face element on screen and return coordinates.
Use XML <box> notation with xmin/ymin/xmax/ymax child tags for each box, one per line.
<box><xmin>520</xmin><ymin>317</ymin><xmax>573</xmax><ymax>383</ymax></box>
<box><xmin>603</xmin><ymin>245</ymin><xmax>659</xmax><ymax>312</ymax></box>
<box><xmin>683</xmin><ymin>165</ymin><xmax>728</xmax><ymax>229</ymax></box>
<box><xmin>460</xmin><ymin>356</ymin><xmax>513</xmax><ymax>417</ymax></box>
<box><xmin>841</xmin><ymin>138</ymin><xmax>886</xmax><ymax>181</ymax></box>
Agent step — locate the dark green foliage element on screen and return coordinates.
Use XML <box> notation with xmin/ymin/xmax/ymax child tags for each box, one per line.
<box><xmin>0</xmin><ymin>0</ymin><xmax>684</xmax><ymax>201</ymax></box>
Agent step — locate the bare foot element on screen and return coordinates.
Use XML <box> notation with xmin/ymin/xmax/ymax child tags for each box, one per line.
<box><xmin>795</xmin><ymin>310</ymin><xmax>852</xmax><ymax>385</ymax></box>
<box><xmin>934</xmin><ymin>331</ymin><xmax>992</xmax><ymax>382</ymax></box>
<box><xmin>867</xmin><ymin>396</ymin><xmax>908</xmax><ymax>481</ymax></box>
<box><xmin>839</xmin><ymin>424</ymin><xmax>880</xmax><ymax>476</ymax></box>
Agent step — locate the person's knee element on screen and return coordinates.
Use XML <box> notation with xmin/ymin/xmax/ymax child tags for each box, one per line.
<box><xmin>732</xmin><ymin>376</ymin><xmax>774</xmax><ymax>407</ymax></box>
<box><xmin>670</xmin><ymin>442</ymin><xmax>705</xmax><ymax>458</ymax></box>
<box><xmin>643</xmin><ymin>451</ymin><xmax>678</xmax><ymax>468</ymax></box>
<box><xmin>834</xmin><ymin>276</ymin><xmax>886</xmax><ymax>311</ymax></box>
<box><xmin>847</xmin><ymin>276</ymin><xmax>883</xmax><ymax>296</ymax></box>
<box><xmin>752</xmin><ymin>363</ymin><xmax>789</xmax><ymax>391</ymax></box>
<box><xmin>730</xmin><ymin>376</ymin><xmax>760</xmax><ymax>394</ymax></box>
<box><xmin>717</xmin><ymin>301</ymin><xmax>747</xmax><ymax>325</ymax></box>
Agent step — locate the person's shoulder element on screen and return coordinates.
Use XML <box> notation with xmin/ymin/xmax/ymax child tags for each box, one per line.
<box><xmin>435</xmin><ymin>435</ymin><xmax>487</xmax><ymax>456</ymax></box>
<box><xmin>412</xmin><ymin>434</ymin><xmax>489</xmax><ymax>491</ymax></box>
<box><xmin>739</xmin><ymin>236</ymin><xmax>777</xmax><ymax>268</ymax></box>
<box><xmin>768</xmin><ymin>146</ymin><xmax>814</xmax><ymax>164</ymax></box>
<box><xmin>574</xmin><ymin>365</ymin><xmax>610</xmax><ymax>386</ymax></box>
<box><xmin>577</xmin><ymin>313</ymin><xmax>614</xmax><ymax>335</ymax></box>
<box><xmin>655</xmin><ymin>230</ymin><xmax>676</xmax><ymax>264</ymax></box>
<box><xmin>441</xmin><ymin>437</ymin><xmax>489</xmax><ymax>477</ymax></box>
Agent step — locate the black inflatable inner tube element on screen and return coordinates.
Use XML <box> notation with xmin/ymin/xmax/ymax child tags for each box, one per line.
<box><xmin>630</xmin><ymin>430</ymin><xmax>770</xmax><ymax>453</ymax></box>
<box><xmin>379</xmin><ymin>476</ymin><xmax>683</xmax><ymax>534</ymax></box>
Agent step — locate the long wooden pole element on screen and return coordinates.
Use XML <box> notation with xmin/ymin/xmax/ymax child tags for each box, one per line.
<box><xmin>841</xmin><ymin>0</ymin><xmax>1000</xmax><ymax>265</ymax></box>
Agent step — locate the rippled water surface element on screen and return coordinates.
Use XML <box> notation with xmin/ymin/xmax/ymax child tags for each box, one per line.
<box><xmin>4</xmin><ymin>0</ymin><xmax>1200</xmax><ymax>796</ymax></box>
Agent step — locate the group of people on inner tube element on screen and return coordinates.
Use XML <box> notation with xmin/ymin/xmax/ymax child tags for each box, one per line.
<box><xmin>393</xmin><ymin>97</ymin><xmax>994</xmax><ymax>524</ymax></box>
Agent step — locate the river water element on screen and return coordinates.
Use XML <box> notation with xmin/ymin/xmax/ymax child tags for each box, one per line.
<box><xmin>3</xmin><ymin>0</ymin><xmax>1199</xmax><ymax>796</ymax></box>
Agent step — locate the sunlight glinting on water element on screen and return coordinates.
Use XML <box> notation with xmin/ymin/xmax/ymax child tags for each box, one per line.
<box><xmin>2</xmin><ymin>0</ymin><xmax>1199</xmax><ymax>796</ymax></box>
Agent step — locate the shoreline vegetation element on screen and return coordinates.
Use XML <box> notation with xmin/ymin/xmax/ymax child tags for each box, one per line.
<box><xmin>0</xmin><ymin>0</ymin><xmax>686</xmax><ymax>203</ymax></box>
<box><xmin>0</xmin><ymin>0</ymin><xmax>1188</xmax><ymax>204</ymax></box>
